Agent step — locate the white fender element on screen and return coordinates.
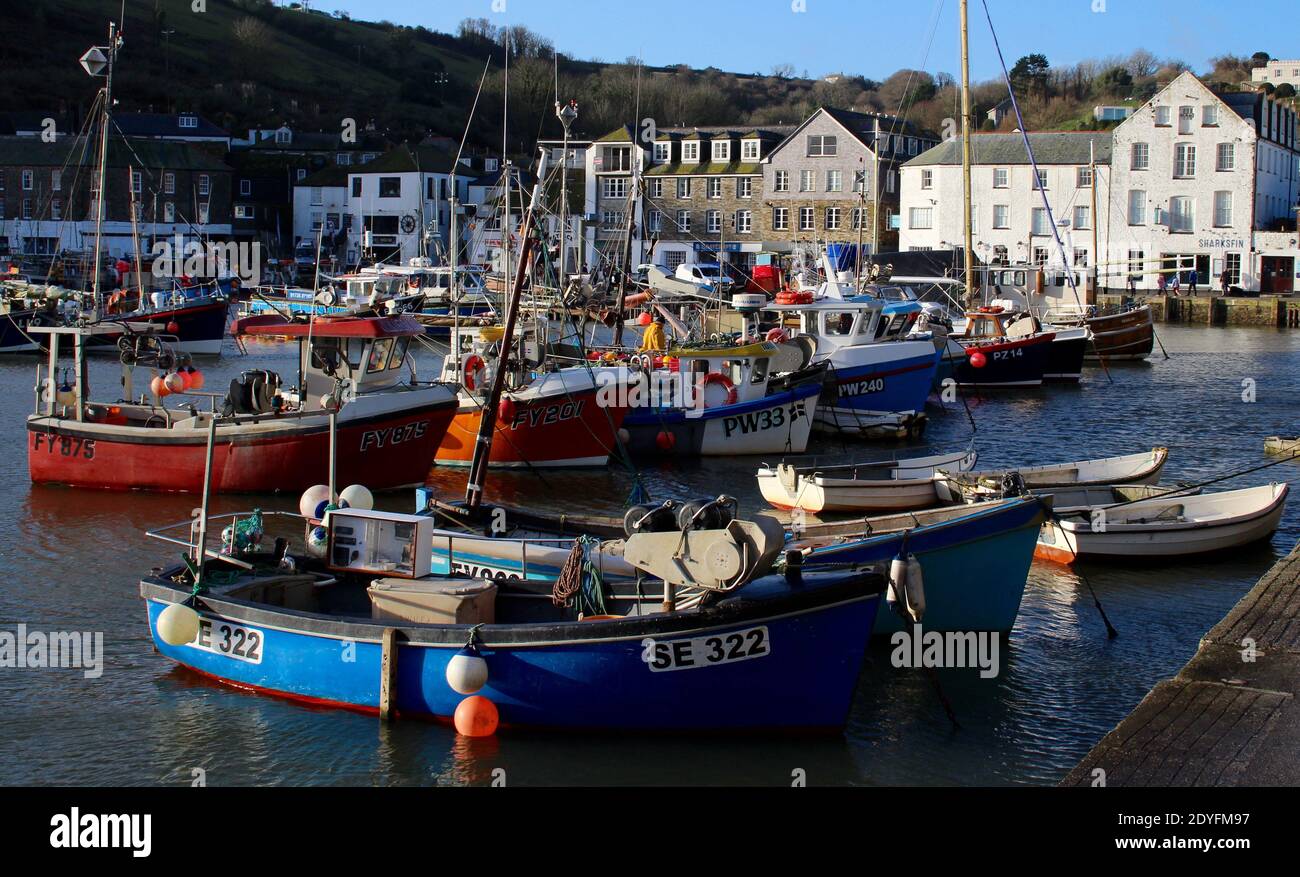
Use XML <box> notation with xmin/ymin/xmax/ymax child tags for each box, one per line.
<box><xmin>888</xmin><ymin>554</ymin><xmax>906</xmax><ymax>614</ymax></box>
<box><xmin>903</xmin><ymin>553</ymin><xmax>926</xmax><ymax>624</ymax></box>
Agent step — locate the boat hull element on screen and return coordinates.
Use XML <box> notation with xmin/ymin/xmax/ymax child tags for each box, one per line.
<box><xmin>0</xmin><ymin>309</ymin><xmax>42</xmax><ymax>353</ymax></box>
<box><xmin>1082</xmin><ymin>307</ymin><xmax>1154</xmax><ymax>361</ymax></box>
<box><xmin>1037</xmin><ymin>484</ymin><xmax>1288</xmax><ymax>563</ymax></box>
<box><xmin>435</xmin><ymin>384</ymin><xmax>628</xmax><ymax>469</ymax></box>
<box><xmin>141</xmin><ymin>573</ymin><xmax>881</xmax><ymax>731</ymax></box>
<box><xmin>798</xmin><ymin>497</ymin><xmax>1047</xmax><ymax>634</ymax></box>
<box><xmin>91</xmin><ymin>298</ymin><xmax>230</xmax><ymax>356</ymax></box>
<box><xmin>819</xmin><ymin>342</ymin><xmax>939</xmax><ymax>417</ymax></box>
<box><xmin>622</xmin><ymin>383</ymin><xmax>820</xmax><ymax>456</ymax></box>
<box><xmin>28</xmin><ymin>400</ymin><xmax>456</xmax><ymax>493</ymax></box>
<box><xmin>954</xmin><ymin>333</ymin><xmax>1054</xmax><ymax>388</ymax></box>
<box><xmin>1045</xmin><ymin>330</ymin><xmax>1087</xmax><ymax>381</ymax></box>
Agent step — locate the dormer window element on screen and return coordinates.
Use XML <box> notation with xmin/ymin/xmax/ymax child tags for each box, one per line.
<box><xmin>741</xmin><ymin>139</ymin><xmax>760</xmax><ymax>161</ymax></box>
<box><xmin>653</xmin><ymin>142</ymin><xmax>671</xmax><ymax>163</ymax></box>
<box><xmin>682</xmin><ymin>141</ymin><xmax>700</xmax><ymax>163</ymax></box>
<box><xmin>275</xmin><ymin>128</ymin><xmax>292</xmax><ymax>145</ymax></box>
<box><xmin>712</xmin><ymin>140</ymin><xmax>730</xmax><ymax>162</ymax></box>
<box><xmin>178</xmin><ymin>115</ymin><xmax>198</xmax><ymax>129</ymax></box>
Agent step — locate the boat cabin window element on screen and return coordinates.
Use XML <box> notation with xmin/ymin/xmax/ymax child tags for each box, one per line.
<box><xmin>749</xmin><ymin>356</ymin><xmax>769</xmax><ymax>385</ymax></box>
<box><xmin>966</xmin><ymin>316</ymin><xmax>1003</xmax><ymax>339</ymax></box>
<box><xmin>387</xmin><ymin>336</ymin><xmax>410</xmax><ymax>371</ymax></box>
<box><xmin>367</xmin><ymin>338</ymin><xmax>394</xmax><ymax>373</ymax></box>
<box><xmin>825</xmin><ymin>312</ymin><xmax>857</xmax><ymax>336</ymax></box>
<box><xmin>309</xmin><ymin>337</ymin><xmax>362</xmax><ymax>375</ymax></box>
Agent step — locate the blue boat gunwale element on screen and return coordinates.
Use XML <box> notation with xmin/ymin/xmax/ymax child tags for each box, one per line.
<box><xmin>141</xmin><ymin>566</ymin><xmax>884</xmax><ymax>649</ymax></box>
<box><xmin>800</xmin><ymin>496</ymin><xmax>1051</xmax><ymax>560</ymax></box>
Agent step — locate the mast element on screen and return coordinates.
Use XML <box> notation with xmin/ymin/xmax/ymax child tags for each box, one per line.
<box><xmin>556</xmin><ymin>100</ymin><xmax>578</xmax><ymax>292</ymax></box>
<box><xmin>959</xmin><ymin>0</ymin><xmax>975</xmax><ymax>305</ymax></box>
<box><xmin>1089</xmin><ymin>139</ymin><xmax>1099</xmax><ymax>304</ymax></box>
<box><xmin>86</xmin><ymin>22</ymin><xmax>123</xmax><ymax>311</ymax></box>
<box><xmin>464</xmin><ymin>150</ymin><xmax>549</xmax><ymax>509</ymax></box>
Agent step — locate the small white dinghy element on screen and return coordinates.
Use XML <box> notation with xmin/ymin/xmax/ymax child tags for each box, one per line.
<box><xmin>757</xmin><ymin>449</ymin><xmax>978</xmax><ymax>514</ymax></box>
<box><xmin>936</xmin><ymin>447</ymin><xmax>1168</xmax><ymax>503</ymax></box>
<box><xmin>1036</xmin><ymin>482</ymin><xmax>1289</xmax><ymax>564</ymax></box>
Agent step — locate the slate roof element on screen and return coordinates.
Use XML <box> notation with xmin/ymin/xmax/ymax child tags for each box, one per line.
<box><xmin>0</xmin><ymin>135</ymin><xmax>230</xmax><ymax>171</ymax></box>
<box><xmin>113</xmin><ymin>112</ymin><xmax>229</xmax><ymax>140</ymax></box>
<box><xmin>904</xmin><ymin>132</ymin><xmax>1113</xmax><ymax>167</ymax></box>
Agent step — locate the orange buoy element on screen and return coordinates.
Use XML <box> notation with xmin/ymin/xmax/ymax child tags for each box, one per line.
<box><xmin>453</xmin><ymin>695</ymin><xmax>499</xmax><ymax>737</ymax></box>
<box><xmin>188</xmin><ymin>369</ymin><xmax>205</xmax><ymax>390</ymax></box>
<box><xmin>656</xmin><ymin>430</ymin><xmax>676</xmax><ymax>451</ymax></box>
<box><xmin>969</xmin><ymin>350</ymin><xmax>988</xmax><ymax>369</ymax></box>
<box><xmin>150</xmin><ymin>375</ymin><xmax>171</xmax><ymax>398</ymax></box>
<box><xmin>498</xmin><ymin>397</ymin><xmax>517</xmax><ymax>426</ymax></box>
<box><xmin>638</xmin><ymin>312</ymin><xmax>652</xmax><ymax>326</ymax></box>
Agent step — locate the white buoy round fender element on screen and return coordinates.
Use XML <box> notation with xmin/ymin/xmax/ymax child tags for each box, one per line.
<box><xmin>903</xmin><ymin>553</ymin><xmax>926</xmax><ymax>624</ymax></box>
<box><xmin>339</xmin><ymin>484</ymin><xmax>374</xmax><ymax>511</ymax></box>
<box><xmin>299</xmin><ymin>484</ymin><xmax>331</xmax><ymax>519</ymax></box>
<box><xmin>305</xmin><ymin>525</ymin><xmax>330</xmax><ymax>559</ymax></box>
<box><xmin>157</xmin><ymin>603</ymin><xmax>201</xmax><ymax>646</ymax></box>
<box><xmin>445</xmin><ymin>645</ymin><xmax>489</xmax><ymax>695</ymax></box>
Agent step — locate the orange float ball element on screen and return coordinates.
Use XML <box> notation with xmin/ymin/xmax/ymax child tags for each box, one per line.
<box><xmin>638</xmin><ymin>312</ymin><xmax>652</xmax><ymax>326</ymax></box>
<box><xmin>150</xmin><ymin>375</ymin><xmax>171</xmax><ymax>397</ymax></box>
<box><xmin>969</xmin><ymin>350</ymin><xmax>988</xmax><ymax>369</ymax></box>
<box><xmin>656</xmin><ymin>430</ymin><xmax>676</xmax><ymax>451</ymax></box>
<box><xmin>189</xmin><ymin>369</ymin><xmax>205</xmax><ymax>391</ymax></box>
<box><xmin>453</xmin><ymin>695</ymin><xmax>499</xmax><ymax>737</ymax></box>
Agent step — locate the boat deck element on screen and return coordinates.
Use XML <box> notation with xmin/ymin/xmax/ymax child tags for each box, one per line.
<box><xmin>1062</xmin><ymin>542</ymin><xmax>1300</xmax><ymax>786</ymax></box>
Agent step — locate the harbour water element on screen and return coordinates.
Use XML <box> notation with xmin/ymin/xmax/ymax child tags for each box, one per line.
<box><xmin>2</xmin><ymin>324</ymin><xmax>1297</xmax><ymax>786</ymax></box>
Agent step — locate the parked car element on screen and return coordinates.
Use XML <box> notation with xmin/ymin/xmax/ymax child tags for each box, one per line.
<box><xmin>674</xmin><ymin>262</ymin><xmax>734</xmax><ymax>293</ymax></box>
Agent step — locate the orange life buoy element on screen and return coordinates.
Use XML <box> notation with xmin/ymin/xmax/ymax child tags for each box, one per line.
<box><xmin>463</xmin><ymin>354</ymin><xmax>486</xmax><ymax>391</ymax></box>
<box><xmin>701</xmin><ymin>372</ymin><xmax>738</xmax><ymax>407</ymax></box>
<box><xmin>766</xmin><ymin>327</ymin><xmax>789</xmax><ymax>343</ymax></box>
<box><xmin>978</xmin><ymin>305</ymin><xmax>1004</xmax><ymax>314</ymax></box>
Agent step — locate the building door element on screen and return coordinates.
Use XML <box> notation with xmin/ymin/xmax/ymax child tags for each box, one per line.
<box><xmin>1260</xmin><ymin>256</ymin><xmax>1295</xmax><ymax>294</ymax></box>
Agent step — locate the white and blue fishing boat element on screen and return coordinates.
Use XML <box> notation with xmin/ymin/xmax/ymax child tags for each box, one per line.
<box><xmin>139</xmin><ymin>505</ymin><xmax>885</xmax><ymax>732</ymax></box>
<box><xmin>768</xmin><ymin>271</ymin><xmax>941</xmax><ymax>437</ymax></box>
<box><xmin>619</xmin><ymin>340</ymin><xmax>824</xmax><ymax>456</ymax></box>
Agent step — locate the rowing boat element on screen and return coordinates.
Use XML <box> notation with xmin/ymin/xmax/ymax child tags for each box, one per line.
<box><xmin>1036</xmin><ymin>482</ymin><xmax>1288</xmax><ymax>563</ymax></box>
<box><xmin>757</xmin><ymin>449</ymin><xmax>978</xmax><ymax>513</ymax></box>
<box><xmin>936</xmin><ymin>447</ymin><xmax>1168</xmax><ymax>503</ymax></box>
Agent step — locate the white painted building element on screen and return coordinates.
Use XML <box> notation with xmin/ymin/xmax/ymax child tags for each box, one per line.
<box><xmin>1251</xmin><ymin>60</ymin><xmax>1300</xmax><ymax>90</ymax></box>
<box><xmin>899</xmin><ymin>131</ymin><xmax>1112</xmax><ymax>273</ymax></box>
<box><xmin>291</xmin><ymin>166</ymin><xmax>348</xmax><ymax>257</ymax></box>
<box><xmin>1109</xmin><ymin>72</ymin><xmax>1299</xmax><ymax>293</ymax></box>
<box><xmin>900</xmin><ymin>73</ymin><xmax>1300</xmax><ymax>293</ymax></box>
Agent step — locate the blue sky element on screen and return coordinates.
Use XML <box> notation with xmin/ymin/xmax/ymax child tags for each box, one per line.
<box><xmin>331</xmin><ymin>0</ymin><xmax>1282</xmax><ymax>81</ymax></box>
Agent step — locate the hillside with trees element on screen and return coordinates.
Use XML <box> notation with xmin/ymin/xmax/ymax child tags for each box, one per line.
<box><xmin>0</xmin><ymin>0</ymin><xmax>1287</xmax><ymax>155</ymax></box>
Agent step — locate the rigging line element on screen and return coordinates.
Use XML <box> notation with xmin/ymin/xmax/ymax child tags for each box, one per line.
<box><xmin>977</xmin><ymin>0</ymin><xmax>1087</xmax><ymax>314</ymax></box>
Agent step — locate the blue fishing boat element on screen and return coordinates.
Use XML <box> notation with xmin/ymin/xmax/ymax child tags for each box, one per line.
<box><xmin>140</xmin><ymin>508</ymin><xmax>884</xmax><ymax>732</ymax></box>
<box><xmin>795</xmin><ymin>496</ymin><xmax>1049</xmax><ymax>634</ymax></box>
<box><xmin>416</xmin><ymin>491</ymin><xmax>1047</xmax><ymax>637</ymax></box>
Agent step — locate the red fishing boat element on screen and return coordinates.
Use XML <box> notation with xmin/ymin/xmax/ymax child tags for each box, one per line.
<box><xmin>27</xmin><ymin>314</ymin><xmax>458</xmax><ymax>493</ymax></box>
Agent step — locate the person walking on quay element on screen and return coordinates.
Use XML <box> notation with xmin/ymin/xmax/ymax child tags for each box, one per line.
<box><xmin>1188</xmin><ymin>267</ymin><xmax>1199</xmax><ymax>296</ymax></box>
<box><xmin>1127</xmin><ymin>271</ymin><xmax>1138</xmax><ymax>294</ymax></box>
<box><xmin>1169</xmin><ymin>272</ymin><xmax>1181</xmax><ymax>295</ymax></box>
<box><xmin>1156</xmin><ymin>272</ymin><xmax>1167</xmax><ymax>294</ymax></box>
<box><xmin>1220</xmin><ymin>268</ymin><xmax>1231</xmax><ymax>296</ymax></box>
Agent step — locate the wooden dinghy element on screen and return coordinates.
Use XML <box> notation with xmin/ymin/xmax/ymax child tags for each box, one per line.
<box><xmin>1048</xmin><ymin>305</ymin><xmax>1154</xmax><ymax>362</ymax></box>
<box><xmin>1036</xmin><ymin>483</ymin><xmax>1289</xmax><ymax>563</ymax></box>
<box><xmin>757</xmin><ymin>449</ymin><xmax>978</xmax><ymax>514</ymax></box>
<box><xmin>936</xmin><ymin>447</ymin><xmax>1168</xmax><ymax>503</ymax></box>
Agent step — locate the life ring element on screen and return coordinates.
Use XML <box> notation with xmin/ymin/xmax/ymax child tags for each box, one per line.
<box><xmin>463</xmin><ymin>354</ymin><xmax>487</xmax><ymax>391</ymax></box>
<box><xmin>766</xmin><ymin>327</ymin><xmax>789</xmax><ymax>343</ymax></box>
<box><xmin>978</xmin><ymin>305</ymin><xmax>1004</xmax><ymax>314</ymax></box>
<box><xmin>701</xmin><ymin>372</ymin><xmax>738</xmax><ymax>407</ymax></box>
<box><xmin>318</xmin><ymin>288</ymin><xmax>336</xmax><ymax>307</ymax></box>
<box><xmin>775</xmin><ymin>290</ymin><xmax>814</xmax><ymax>306</ymax></box>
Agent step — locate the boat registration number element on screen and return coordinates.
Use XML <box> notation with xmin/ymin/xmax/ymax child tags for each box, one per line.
<box><xmin>187</xmin><ymin>619</ymin><xmax>264</xmax><ymax>664</ymax></box>
<box><xmin>642</xmin><ymin>626</ymin><xmax>769</xmax><ymax>672</ymax></box>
